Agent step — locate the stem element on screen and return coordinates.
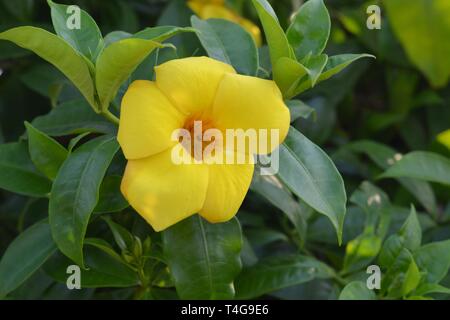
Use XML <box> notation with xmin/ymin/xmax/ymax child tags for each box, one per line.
<box><xmin>101</xmin><ymin>110</ymin><xmax>120</xmax><ymax>125</ymax></box>
<box><xmin>333</xmin><ymin>274</ymin><xmax>349</xmax><ymax>286</ymax></box>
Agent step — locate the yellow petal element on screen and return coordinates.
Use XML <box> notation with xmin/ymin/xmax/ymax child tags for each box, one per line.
<box><xmin>155</xmin><ymin>56</ymin><xmax>236</xmax><ymax>115</ymax></box>
<box><xmin>437</xmin><ymin>129</ymin><xmax>450</xmax><ymax>150</ymax></box>
<box><xmin>199</xmin><ymin>150</ymin><xmax>254</xmax><ymax>223</ymax></box>
<box><xmin>212</xmin><ymin>73</ymin><xmax>290</xmax><ymax>154</ymax></box>
<box><xmin>121</xmin><ymin>147</ymin><xmax>209</xmax><ymax>231</ymax></box>
<box><xmin>118</xmin><ymin>80</ymin><xmax>185</xmax><ymax>160</ymax></box>
<box><xmin>200</xmin><ymin>4</ymin><xmax>237</xmax><ymax>20</ymax></box>
<box><xmin>187</xmin><ymin>1</ymin><xmax>204</xmax><ymax>15</ymax></box>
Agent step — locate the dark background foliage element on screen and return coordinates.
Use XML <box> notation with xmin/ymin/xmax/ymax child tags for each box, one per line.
<box><xmin>0</xmin><ymin>0</ymin><xmax>449</xmax><ymax>300</ymax></box>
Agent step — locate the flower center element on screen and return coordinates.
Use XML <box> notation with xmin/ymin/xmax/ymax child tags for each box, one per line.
<box><xmin>181</xmin><ymin>116</ymin><xmax>222</xmax><ymax>161</ymax></box>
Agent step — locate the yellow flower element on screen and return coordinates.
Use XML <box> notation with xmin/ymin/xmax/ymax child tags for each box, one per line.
<box><xmin>187</xmin><ymin>0</ymin><xmax>262</xmax><ymax>46</ymax></box>
<box><xmin>118</xmin><ymin>57</ymin><xmax>290</xmax><ymax>231</ymax></box>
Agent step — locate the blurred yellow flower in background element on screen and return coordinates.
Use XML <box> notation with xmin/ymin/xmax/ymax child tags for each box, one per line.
<box><xmin>187</xmin><ymin>0</ymin><xmax>262</xmax><ymax>46</ymax></box>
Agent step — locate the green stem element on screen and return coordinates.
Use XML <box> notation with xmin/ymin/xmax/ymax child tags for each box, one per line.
<box><xmin>333</xmin><ymin>274</ymin><xmax>349</xmax><ymax>286</ymax></box>
<box><xmin>101</xmin><ymin>110</ymin><xmax>120</xmax><ymax>125</ymax></box>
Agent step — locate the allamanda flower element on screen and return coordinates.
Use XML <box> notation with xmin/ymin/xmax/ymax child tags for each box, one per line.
<box><xmin>187</xmin><ymin>0</ymin><xmax>262</xmax><ymax>46</ymax></box>
<box><xmin>118</xmin><ymin>57</ymin><xmax>290</xmax><ymax>231</ymax></box>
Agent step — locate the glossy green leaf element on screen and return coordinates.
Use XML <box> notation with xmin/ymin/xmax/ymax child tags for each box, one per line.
<box><xmin>31</xmin><ymin>99</ymin><xmax>116</xmax><ymax>137</ymax></box>
<box><xmin>162</xmin><ymin>215</ymin><xmax>242</xmax><ymax>299</ymax></box>
<box><xmin>47</xmin><ymin>0</ymin><xmax>103</xmax><ymax>60</ymax></box>
<box><xmin>347</xmin><ymin>140</ymin><xmax>437</xmax><ymax>214</ymax></box>
<box><xmin>0</xmin><ymin>142</ymin><xmax>51</xmax><ymax>197</ymax></box>
<box><xmin>83</xmin><ymin>238</ymin><xmax>123</xmax><ymax>263</ymax></box>
<box><xmin>68</xmin><ymin>132</ymin><xmax>91</xmax><ymax>152</ymax></box>
<box><xmin>286</xmin><ymin>0</ymin><xmax>330</xmax><ymax>59</ymax></box>
<box><xmin>414</xmin><ymin>240</ymin><xmax>450</xmax><ymax>283</ymax></box>
<box><xmin>94</xmin><ymin>176</ymin><xmax>129</xmax><ymax>214</ymax></box>
<box><xmin>0</xmin><ymin>27</ymin><xmax>96</xmax><ymax>109</ymax></box>
<box><xmin>318</xmin><ymin>54</ymin><xmax>375</xmax><ymax>83</ymax></box>
<box><xmin>385</xmin><ymin>0</ymin><xmax>450</xmax><ymax>87</ymax></box>
<box><xmin>383</xmin><ymin>248</ymin><xmax>416</xmax><ymax>298</ymax></box>
<box><xmin>251</xmin><ymin>174</ymin><xmax>307</xmax><ymax>246</ymax></box>
<box><xmin>415</xmin><ymin>283</ymin><xmax>450</xmax><ymax>296</ymax></box>
<box><xmin>349</xmin><ymin>181</ymin><xmax>390</xmax><ymax>234</ymax></box>
<box><xmin>343</xmin><ymin>230</ymin><xmax>382</xmax><ymax>274</ymax></box>
<box><xmin>339</xmin><ymin>281</ymin><xmax>377</xmax><ymax>300</ymax></box>
<box><xmin>104</xmin><ymin>31</ymin><xmax>131</xmax><ymax>47</ymax></box>
<box><xmin>278</xmin><ymin>127</ymin><xmax>346</xmax><ymax>243</ymax></box>
<box><xmin>251</xmin><ymin>0</ymin><xmax>293</xmax><ymax>68</ymax></box>
<box><xmin>191</xmin><ymin>17</ymin><xmax>258</xmax><ymax>76</ymax></box>
<box><xmin>380</xmin><ymin>151</ymin><xmax>450</xmax><ymax>186</ymax></box>
<box><xmin>236</xmin><ymin>255</ymin><xmax>334</xmax><ymax>299</ymax></box>
<box><xmin>49</xmin><ymin>136</ymin><xmax>120</xmax><ymax>267</ymax></box>
<box><xmin>273</xmin><ymin>57</ymin><xmax>308</xmax><ymax>98</ymax></box>
<box><xmin>44</xmin><ymin>245</ymin><xmax>139</xmax><ymax>288</ymax></box>
<box><xmin>25</xmin><ymin>121</ymin><xmax>68</xmax><ymax>180</ymax></box>
<box><xmin>294</xmin><ymin>53</ymin><xmax>328</xmax><ymax>93</ymax></box>
<box><xmin>0</xmin><ymin>221</ymin><xmax>57</xmax><ymax>298</ymax></box>
<box><xmin>399</xmin><ymin>205</ymin><xmax>421</xmax><ymax>251</ymax></box>
<box><xmin>102</xmin><ymin>216</ymin><xmax>134</xmax><ymax>252</ymax></box>
<box><xmin>95</xmin><ymin>38</ymin><xmax>162</xmax><ymax>112</ymax></box>
<box><xmin>286</xmin><ymin>100</ymin><xmax>316</xmax><ymax>122</ymax></box>
<box><xmin>379</xmin><ymin>234</ymin><xmax>404</xmax><ymax>269</ymax></box>
<box><xmin>134</xmin><ymin>26</ymin><xmax>195</xmax><ymax>43</ymax></box>
<box><xmin>401</xmin><ymin>258</ymin><xmax>421</xmax><ymax>297</ymax></box>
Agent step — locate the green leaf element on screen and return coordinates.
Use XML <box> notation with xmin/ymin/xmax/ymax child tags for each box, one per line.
<box><xmin>251</xmin><ymin>174</ymin><xmax>308</xmax><ymax>246</ymax></box>
<box><xmin>401</xmin><ymin>258</ymin><xmax>421</xmax><ymax>297</ymax></box>
<box><xmin>414</xmin><ymin>240</ymin><xmax>450</xmax><ymax>284</ymax></box>
<box><xmin>104</xmin><ymin>31</ymin><xmax>131</xmax><ymax>47</ymax></box>
<box><xmin>399</xmin><ymin>205</ymin><xmax>421</xmax><ymax>251</ymax></box>
<box><xmin>305</xmin><ymin>54</ymin><xmax>328</xmax><ymax>86</ymax></box>
<box><xmin>94</xmin><ymin>176</ymin><xmax>129</xmax><ymax>214</ymax></box>
<box><xmin>68</xmin><ymin>132</ymin><xmax>91</xmax><ymax>152</ymax></box>
<box><xmin>380</xmin><ymin>151</ymin><xmax>450</xmax><ymax>186</ymax></box>
<box><xmin>273</xmin><ymin>57</ymin><xmax>308</xmax><ymax>98</ymax></box>
<box><xmin>379</xmin><ymin>235</ymin><xmax>404</xmax><ymax>269</ymax></box>
<box><xmin>47</xmin><ymin>0</ymin><xmax>104</xmax><ymax>61</ymax></box>
<box><xmin>191</xmin><ymin>17</ymin><xmax>259</xmax><ymax>76</ymax></box>
<box><xmin>134</xmin><ymin>26</ymin><xmax>195</xmax><ymax>43</ymax></box>
<box><xmin>274</xmin><ymin>54</ymin><xmax>329</xmax><ymax>98</ymax></box>
<box><xmin>343</xmin><ymin>230</ymin><xmax>382</xmax><ymax>274</ymax></box>
<box><xmin>286</xmin><ymin>0</ymin><xmax>330</xmax><ymax>60</ymax></box>
<box><xmin>95</xmin><ymin>38</ymin><xmax>162</xmax><ymax>112</ymax></box>
<box><xmin>347</xmin><ymin>140</ymin><xmax>437</xmax><ymax>214</ymax></box>
<box><xmin>0</xmin><ymin>221</ymin><xmax>57</xmax><ymax>298</ymax></box>
<box><xmin>339</xmin><ymin>281</ymin><xmax>377</xmax><ymax>300</ymax></box>
<box><xmin>25</xmin><ymin>121</ymin><xmax>68</xmax><ymax>180</ymax></box>
<box><xmin>277</xmin><ymin>127</ymin><xmax>346</xmax><ymax>244</ymax></box>
<box><xmin>349</xmin><ymin>181</ymin><xmax>390</xmax><ymax>234</ymax></box>
<box><xmin>294</xmin><ymin>53</ymin><xmax>328</xmax><ymax>93</ymax></box>
<box><xmin>0</xmin><ymin>142</ymin><xmax>51</xmax><ymax>197</ymax></box>
<box><xmin>385</xmin><ymin>0</ymin><xmax>450</xmax><ymax>87</ymax></box>
<box><xmin>162</xmin><ymin>215</ymin><xmax>242</xmax><ymax>299</ymax></box>
<box><xmin>319</xmin><ymin>54</ymin><xmax>375</xmax><ymax>83</ymax></box>
<box><xmin>235</xmin><ymin>255</ymin><xmax>334</xmax><ymax>299</ymax></box>
<box><xmin>251</xmin><ymin>0</ymin><xmax>293</xmax><ymax>68</ymax></box>
<box><xmin>415</xmin><ymin>283</ymin><xmax>450</xmax><ymax>296</ymax></box>
<box><xmin>31</xmin><ymin>99</ymin><xmax>116</xmax><ymax>137</ymax></box>
<box><xmin>83</xmin><ymin>238</ymin><xmax>123</xmax><ymax>263</ymax></box>
<box><xmin>44</xmin><ymin>246</ymin><xmax>139</xmax><ymax>288</ymax></box>
<box><xmin>49</xmin><ymin>136</ymin><xmax>119</xmax><ymax>267</ymax></box>
<box><xmin>286</xmin><ymin>100</ymin><xmax>316</xmax><ymax>122</ymax></box>
<box><xmin>0</xmin><ymin>27</ymin><xmax>96</xmax><ymax>109</ymax></box>
<box><xmin>102</xmin><ymin>216</ymin><xmax>134</xmax><ymax>252</ymax></box>
<box><xmin>383</xmin><ymin>248</ymin><xmax>416</xmax><ymax>298</ymax></box>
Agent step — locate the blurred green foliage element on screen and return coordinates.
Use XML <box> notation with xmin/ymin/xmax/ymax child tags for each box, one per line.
<box><xmin>0</xmin><ymin>0</ymin><xmax>449</xmax><ymax>300</ymax></box>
